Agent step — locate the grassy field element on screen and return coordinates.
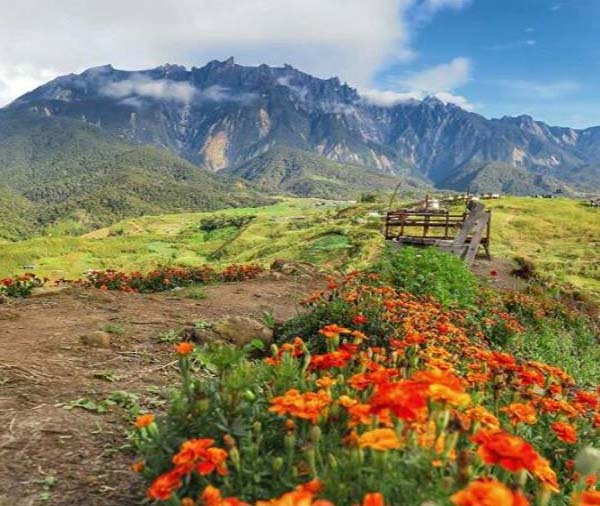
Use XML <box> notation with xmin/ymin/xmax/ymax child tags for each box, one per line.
<box><xmin>1</xmin><ymin>195</ymin><xmax>598</xmax><ymax>301</ymax></box>
<box><xmin>0</xmin><ymin>198</ymin><xmax>384</xmax><ymax>279</ymax></box>
<box><xmin>485</xmin><ymin>197</ymin><xmax>600</xmax><ymax>300</ymax></box>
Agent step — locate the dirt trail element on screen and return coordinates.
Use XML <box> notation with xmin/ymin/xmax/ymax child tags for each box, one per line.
<box><xmin>0</xmin><ymin>276</ymin><xmax>321</xmax><ymax>506</ymax></box>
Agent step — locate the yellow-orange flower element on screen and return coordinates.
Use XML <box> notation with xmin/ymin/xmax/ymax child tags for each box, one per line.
<box><xmin>319</xmin><ymin>324</ymin><xmax>352</xmax><ymax>339</ymax></box>
<box><xmin>358</xmin><ymin>428</ymin><xmax>403</xmax><ymax>451</ymax></box>
<box><xmin>501</xmin><ymin>403</ymin><xmax>537</xmax><ymax>425</ymax></box>
<box><xmin>451</xmin><ymin>478</ymin><xmax>530</xmax><ymax>506</ymax></box>
<box><xmin>269</xmin><ymin>389</ymin><xmax>331</xmax><ymax>424</ymax></box>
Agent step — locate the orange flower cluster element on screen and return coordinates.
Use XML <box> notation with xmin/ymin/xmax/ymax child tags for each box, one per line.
<box><xmin>76</xmin><ymin>263</ymin><xmax>263</xmax><ymax>293</ymax></box>
<box><xmin>269</xmin><ymin>389</ymin><xmax>332</xmax><ymax>424</ymax></box>
<box><xmin>451</xmin><ymin>478</ymin><xmax>530</xmax><ymax>506</ymax></box>
<box><xmin>148</xmin><ymin>439</ymin><xmax>229</xmax><ymax>501</ymax></box>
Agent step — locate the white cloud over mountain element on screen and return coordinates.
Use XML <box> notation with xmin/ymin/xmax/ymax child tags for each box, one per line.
<box><xmin>0</xmin><ymin>0</ymin><xmax>472</xmax><ymax>106</ymax></box>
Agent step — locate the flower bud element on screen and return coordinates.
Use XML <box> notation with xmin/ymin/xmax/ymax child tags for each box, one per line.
<box><xmin>272</xmin><ymin>457</ymin><xmax>284</xmax><ymax>472</ymax></box>
<box><xmin>310</xmin><ymin>425</ymin><xmax>322</xmax><ymax>444</ymax></box>
<box><xmin>327</xmin><ymin>453</ymin><xmax>338</xmax><ymax>468</ymax></box>
<box><xmin>253</xmin><ymin>421</ymin><xmax>262</xmax><ymax>434</ymax></box>
<box><xmin>243</xmin><ymin>390</ymin><xmax>256</xmax><ymax>401</ymax></box>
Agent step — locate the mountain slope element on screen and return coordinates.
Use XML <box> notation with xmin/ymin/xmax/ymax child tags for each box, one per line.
<box><xmin>0</xmin><ymin>111</ymin><xmax>270</xmax><ymax>238</ymax></box>
<box><xmin>440</xmin><ymin>162</ymin><xmax>572</xmax><ymax>195</ymax></box>
<box><xmin>223</xmin><ymin>146</ymin><xmax>428</xmax><ymax>198</ymax></box>
<box><xmin>6</xmin><ymin>58</ymin><xmax>600</xmax><ymax>192</ymax></box>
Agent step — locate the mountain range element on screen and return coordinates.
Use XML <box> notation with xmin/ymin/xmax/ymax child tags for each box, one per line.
<box><xmin>1</xmin><ymin>57</ymin><xmax>599</xmax><ymax>238</ymax></box>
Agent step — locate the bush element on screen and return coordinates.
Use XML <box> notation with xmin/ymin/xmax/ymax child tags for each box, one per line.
<box><xmin>371</xmin><ymin>246</ymin><xmax>479</xmax><ymax>308</ymax></box>
<box><xmin>199</xmin><ymin>215</ymin><xmax>255</xmax><ymax>232</ymax></box>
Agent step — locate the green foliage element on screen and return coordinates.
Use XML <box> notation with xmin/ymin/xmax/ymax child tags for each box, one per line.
<box><xmin>371</xmin><ymin>246</ymin><xmax>479</xmax><ymax>307</ymax></box>
<box><xmin>101</xmin><ymin>323</ymin><xmax>125</xmax><ymax>335</ymax></box>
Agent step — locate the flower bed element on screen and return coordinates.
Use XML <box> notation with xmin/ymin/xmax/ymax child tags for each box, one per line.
<box><xmin>81</xmin><ymin>264</ymin><xmax>263</xmax><ymax>293</ymax></box>
<box><xmin>0</xmin><ymin>273</ymin><xmax>45</xmax><ymax>298</ymax></box>
<box><xmin>131</xmin><ymin>273</ymin><xmax>599</xmax><ymax>506</ymax></box>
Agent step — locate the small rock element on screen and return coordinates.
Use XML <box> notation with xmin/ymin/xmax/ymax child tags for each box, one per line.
<box><xmin>80</xmin><ymin>331</ymin><xmax>112</xmax><ymax>348</ymax></box>
<box><xmin>213</xmin><ymin>316</ymin><xmax>273</xmax><ymax>347</ymax></box>
<box><xmin>270</xmin><ymin>259</ymin><xmax>319</xmax><ymax>277</ymax></box>
<box><xmin>266</xmin><ymin>271</ymin><xmax>286</xmax><ymax>281</ymax></box>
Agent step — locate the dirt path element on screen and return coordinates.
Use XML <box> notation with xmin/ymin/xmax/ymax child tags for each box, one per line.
<box><xmin>0</xmin><ymin>275</ymin><xmax>321</xmax><ymax>506</ymax></box>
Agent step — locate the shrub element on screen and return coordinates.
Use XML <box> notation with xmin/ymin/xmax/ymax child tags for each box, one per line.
<box><xmin>371</xmin><ymin>246</ymin><xmax>479</xmax><ymax>308</ymax></box>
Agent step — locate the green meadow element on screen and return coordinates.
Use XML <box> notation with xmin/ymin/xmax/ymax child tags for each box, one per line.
<box><xmin>1</xmin><ymin>196</ymin><xmax>598</xmax><ymax>302</ymax></box>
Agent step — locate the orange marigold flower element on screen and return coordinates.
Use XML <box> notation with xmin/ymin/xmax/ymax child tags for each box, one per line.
<box><xmin>571</xmin><ymin>490</ymin><xmax>600</xmax><ymax>506</ymax></box>
<box><xmin>201</xmin><ymin>485</ymin><xmax>249</xmax><ymax>506</ymax></box>
<box><xmin>319</xmin><ymin>324</ymin><xmax>352</xmax><ymax>338</ymax></box>
<box><xmin>451</xmin><ymin>478</ymin><xmax>530</xmax><ymax>506</ymax></box>
<box><xmin>135</xmin><ymin>413</ymin><xmax>155</xmax><ymax>429</ymax></box>
<box><xmin>256</xmin><ymin>480</ymin><xmax>332</xmax><ymax>506</ymax></box>
<box><xmin>551</xmin><ymin>421</ymin><xmax>578</xmax><ymax>444</ymax></box>
<box><xmin>368</xmin><ymin>379</ymin><xmax>428</xmax><ymax>423</ymax></box>
<box><xmin>358</xmin><ymin>428</ymin><xmax>403</xmax><ymax>451</ymax></box>
<box><xmin>471</xmin><ymin>429</ymin><xmax>541</xmax><ymax>473</ymax></box>
<box><xmin>147</xmin><ymin>468</ymin><xmax>186</xmax><ymax>501</ymax></box>
<box><xmin>131</xmin><ymin>460</ymin><xmax>145</xmax><ymax>473</ymax></box>
<box><xmin>172</xmin><ymin>438</ymin><xmax>229</xmax><ymax>476</ymax></box>
<box><xmin>315</xmin><ymin>376</ymin><xmax>336</xmax><ymax>389</ymax></box>
<box><xmin>175</xmin><ymin>341</ymin><xmax>195</xmax><ymax>355</ymax></box>
<box><xmin>575</xmin><ymin>391</ymin><xmax>599</xmax><ymax>411</ymax></box>
<box><xmin>531</xmin><ymin>456</ymin><xmax>559</xmax><ymax>493</ymax></box>
<box><xmin>269</xmin><ymin>389</ymin><xmax>331</xmax><ymax>424</ymax></box>
<box><xmin>464</xmin><ymin>406</ymin><xmax>500</xmax><ymax>429</ymax></box>
<box><xmin>501</xmin><ymin>403</ymin><xmax>538</xmax><ymax>425</ymax></box>
<box><xmin>182</xmin><ymin>498</ymin><xmax>195</xmax><ymax>506</ymax></box>
<box><xmin>352</xmin><ymin>314</ymin><xmax>368</xmax><ymax>325</ymax></box>
<box><xmin>362</xmin><ymin>493</ymin><xmax>385</xmax><ymax>506</ymax></box>
<box><xmin>310</xmin><ymin>349</ymin><xmax>353</xmax><ymax>371</ymax></box>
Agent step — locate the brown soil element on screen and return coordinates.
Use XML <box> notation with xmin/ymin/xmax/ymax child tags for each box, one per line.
<box><xmin>0</xmin><ymin>275</ymin><xmax>322</xmax><ymax>506</ymax></box>
<box><xmin>471</xmin><ymin>256</ymin><xmax>527</xmax><ymax>292</ymax></box>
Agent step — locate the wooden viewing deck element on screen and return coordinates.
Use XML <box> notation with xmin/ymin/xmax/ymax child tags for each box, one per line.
<box><xmin>384</xmin><ymin>202</ymin><xmax>491</xmax><ymax>266</ymax></box>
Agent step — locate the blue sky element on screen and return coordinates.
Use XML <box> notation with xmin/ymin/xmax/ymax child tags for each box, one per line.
<box><xmin>373</xmin><ymin>0</ymin><xmax>599</xmax><ymax>127</ymax></box>
<box><xmin>0</xmin><ymin>0</ymin><xmax>597</xmax><ymax>128</ymax></box>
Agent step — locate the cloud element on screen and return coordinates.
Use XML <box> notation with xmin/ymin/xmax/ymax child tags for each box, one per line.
<box><xmin>361</xmin><ymin>88</ymin><xmax>475</xmax><ymax>111</ymax></box>
<box><xmin>498</xmin><ymin>79</ymin><xmax>580</xmax><ymax>99</ymax></box>
<box><xmin>200</xmin><ymin>85</ymin><xmax>258</xmax><ymax>104</ymax></box>
<box><xmin>102</xmin><ymin>77</ymin><xmax>258</xmax><ymax>106</ymax></box>
<box><xmin>0</xmin><ymin>0</ymin><xmax>473</xmax><ymax>106</ymax></box>
<box><xmin>103</xmin><ymin>76</ymin><xmax>196</xmax><ymax>103</ymax></box>
<box><xmin>488</xmin><ymin>39</ymin><xmax>537</xmax><ymax>51</ymax></box>
<box><xmin>361</xmin><ymin>56</ymin><xmax>475</xmax><ymax>111</ymax></box>
<box><xmin>400</xmin><ymin>57</ymin><xmax>471</xmax><ymax>92</ymax></box>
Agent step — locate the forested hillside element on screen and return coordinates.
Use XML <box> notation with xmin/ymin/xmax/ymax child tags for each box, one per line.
<box><xmin>0</xmin><ymin>112</ymin><xmax>270</xmax><ymax>238</ymax></box>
